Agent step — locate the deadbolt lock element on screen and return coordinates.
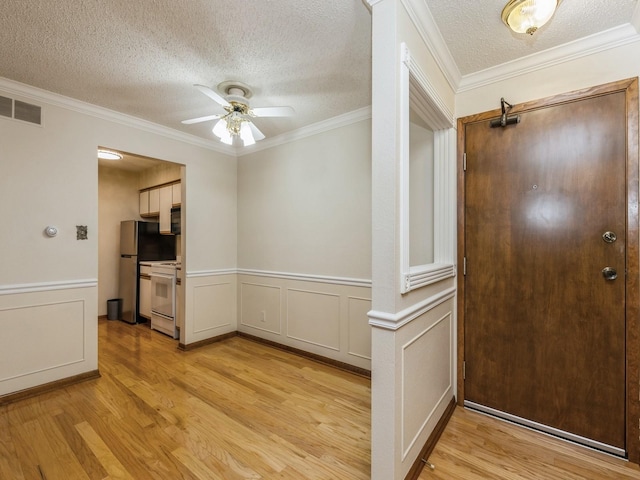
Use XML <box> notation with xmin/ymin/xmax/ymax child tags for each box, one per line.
<box><xmin>602</xmin><ymin>231</ymin><xmax>617</xmax><ymax>243</ymax></box>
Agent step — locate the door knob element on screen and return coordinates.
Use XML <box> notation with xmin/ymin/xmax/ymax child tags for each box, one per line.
<box><xmin>602</xmin><ymin>231</ymin><xmax>617</xmax><ymax>243</ymax></box>
<box><xmin>602</xmin><ymin>267</ymin><xmax>618</xmax><ymax>281</ymax></box>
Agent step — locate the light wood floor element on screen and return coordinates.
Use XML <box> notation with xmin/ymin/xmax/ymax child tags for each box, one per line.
<box><xmin>4</xmin><ymin>320</ymin><xmax>640</xmax><ymax>479</ymax></box>
<box><xmin>0</xmin><ymin>319</ymin><xmax>371</xmax><ymax>479</ymax></box>
<box><xmin>420</xmin><ymin>407</ymin><xmax>640</xmax><ymax>480</ymax></box>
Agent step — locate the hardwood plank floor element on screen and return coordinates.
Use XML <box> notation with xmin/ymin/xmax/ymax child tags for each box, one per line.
<box><xmin>420</xmin><ymin>407</ymin><xmax>640</xmax><ymax>480</ymax></box>
<box><xmin>0</xmin><ymin>319</ymin><xmax>371</xmax><ymax>479</ymax></box>
<box><xmin>4</xmin><ymin>319</ymin><xmax>640</xmax><ymax>479</ymax></box>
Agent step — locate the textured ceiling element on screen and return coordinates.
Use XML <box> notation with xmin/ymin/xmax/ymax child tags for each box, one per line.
<box><xmin>426</xmin><ymin>0</ymin><xmax>639</xmax><ymax>76</ymax></box>
<box><xmin>0</xmin><ymin>0</ymin><xmax>372</xmax><ymax>142</ymax></box>
<box><xmin>0</xmin><ymin>0</ymin><xmax>638</xmax><ymax>148</ymax></box>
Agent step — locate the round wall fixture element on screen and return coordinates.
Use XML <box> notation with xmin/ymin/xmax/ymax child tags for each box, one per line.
<box><xmin>45</xmin><ymin>226</ymin><xmax>58</xmax><ymax>237</ymax></box>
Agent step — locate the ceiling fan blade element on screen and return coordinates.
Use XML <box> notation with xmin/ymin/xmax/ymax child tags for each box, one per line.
<box><xmin>248</xmin><ymin>121</ymin><xmax>266</xmax><ymax>141</ymax></box>
<box><xmin>181</xmin><ymin>113</ymin><xmax>223</xmax><ymax>125</ymax></box>
<box><xmin>251</xmin><ymin>106</ymin><xmax>295</xmax><ymax>117</ymax></box>
<box><xmin>194</xmin><ymin>84</ymin><xmax>230</xmax><ymax>107</ymax></box>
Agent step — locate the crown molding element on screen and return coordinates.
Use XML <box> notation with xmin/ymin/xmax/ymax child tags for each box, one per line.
<box><xmin>236</xmin><ymin>106</ymin><xmax>372</xmax><ymax>156</ymax></box>
<box><xmin>0</xmin><ymin>76</ymin><xmax>371</xmax><ymax>158</ymax></box>
<box><xmin>0</xmin><ymin>76</ymin><xmax>235</xmax><ymax>156</ymax></box>
<box><xmin>458</xmin><ymin>23</ymin><xmax>640</xmax><ymax>92</ymax></box>
<box><xmin>400</xmin><ymin>0</ymin><xmax>462</xmax><ymax>93</ymax></box>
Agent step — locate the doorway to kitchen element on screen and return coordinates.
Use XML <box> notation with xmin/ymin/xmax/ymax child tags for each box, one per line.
<box><xmin>98</xmin><ymin>149</ymin><xmax>185</xmax><ymax>344</ymax></box>
<box><xmin>457</xmin><ymin>78</ymin><xmax>639</xmax><ymax>461</ymax></box>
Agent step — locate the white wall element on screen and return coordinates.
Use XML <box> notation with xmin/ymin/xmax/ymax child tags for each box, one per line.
<box><xmin>97</xmin><ymin>165</ymin><xmax>142</xmax><ymax>316</ymax></box>
<box><xmin>238</xmin><ymin>119</ymin><xmax>372</xmax><ymax>279</ymax></box>
<box><xmin>368</xmin><ymin>1</ymin><xmax>457</xmax><ymax>478</ymax></box>
<box><xmin>0</xmin><ymin>78</ymin><xmax>238</xmax><ymax>396</ymax></box>
<box><xmin>237</xmin><ymin>119</ymin><xmax>372</xmax><ymax>369</ymax></box>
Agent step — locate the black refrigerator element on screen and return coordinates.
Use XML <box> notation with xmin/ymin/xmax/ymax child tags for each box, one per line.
<box><xmin>118</xmin><ymin>220</ymin><xmax>175</xmax><ymax>324</ymax></box>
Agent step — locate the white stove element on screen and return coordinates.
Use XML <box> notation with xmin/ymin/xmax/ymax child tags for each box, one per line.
<box><xmin>149</xmin><ymin>262</ymin><xmax>178</xmax><ymax>338</ymax></box>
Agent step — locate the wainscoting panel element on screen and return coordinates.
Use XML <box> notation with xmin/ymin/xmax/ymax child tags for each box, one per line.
<box><xmin>193</xmin><ymin>282</ymin><xmax>234</xmax><ymax>334</ymax></box>
<box><xmin>401</xmin><ymin>309</ymin><xmax>452</xmax><ymax>457</ymax></box>
<box><xmin>0</xmin><ymin>300</ymin><xmax>85</xmax><ymax>381</ymax></box>
<box><xmin>287</xmin><ymin>289</ymin><xmax>341</xmax><ymax>351</ymax></box>
<box><xmin>237</xmin><ymin>272</ymin><xmax>372</xmax><ymax>370</ymax></box>
<box><xmin>0</xmin><ymin>282</ymin><xmax>98</xmax><ymax>397</ymax></box>
<box><xmin>240</xmin><ymin>282</ymin><xmax>282</xmax><ymax>334</ymax></box>
<box><xmin>348</xmin><ymin>296</ymin><xmax>372</xmax><ymax>360</ymax></box>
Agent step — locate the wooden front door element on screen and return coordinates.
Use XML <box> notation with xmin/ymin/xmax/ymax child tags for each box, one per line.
<box><xmin>461</xmin><ymin>81</ymin><xmax>639</xmax><ymax>455</ymax></box>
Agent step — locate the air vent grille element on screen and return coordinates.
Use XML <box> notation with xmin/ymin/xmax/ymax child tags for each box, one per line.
<box><xmin>0</xmin><ymin>96</ymin><xmax>11</xmax><ymax>118</ymax></box>
<box><xmin>0</xmin><ymin>95</ymin><xmax>42</xmax><ymax>125</ymax></box>
<box><xmin>14</xmin><ymin>100</ymin><xmax>42</xmax><ymax>125</ymax></box>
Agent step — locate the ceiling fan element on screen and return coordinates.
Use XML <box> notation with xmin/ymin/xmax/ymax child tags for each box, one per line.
<box><xmin>182</xmin><ymin>81</ymin><xmax>294</xmax><ymax>146</ymax></box>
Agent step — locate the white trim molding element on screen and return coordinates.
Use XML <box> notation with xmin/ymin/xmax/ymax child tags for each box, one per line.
<box><xmin>0</xmin><ymin>77</ymin><xmax>233</xmax><ymax>155</ymax></box>
<box><xmin>397</xmin><ymin>2</ymin><xmax>640</xmax><ymax>94</ymax></box>
<box><xmin>236</xmin><ymin>106</ymin><xmax>372</xmax><ymax>156</ymax></box>
<box><xmin>0</xmin><ymin>279</ymin><xmax>97</xmax><ymax>296</ymax></box>
<box><xmin>186</xmin><ymin>269</ymin><xmax>237</xmax><ymax>278</ymax></box>
<box><xmin>400</xmin><ymin>0</ymin><xmax>462</xmax><ymax>92</ymax></box>
<box><xmin>237</xmin><ymin>269</ymin><xmax>371</xmax><ymax>288</ymax></box>
<box><xmin>368</xmin><ymin>286</ymin><xmax>456</xmax><ymax>331</ymax></box>
<box><xmin>399</xmin><ymin>43</ymin><xmax>457</xmax><ymax>294</ymax></box>
<box><xmin>458</xmin><ymin>24</ymin><xmax>640</xmax><ymax>92</ymax></box>
<box><xmin>0</xmin><ymin>76</ymin><xmax>372</xmax><ymax>159</ymax></box>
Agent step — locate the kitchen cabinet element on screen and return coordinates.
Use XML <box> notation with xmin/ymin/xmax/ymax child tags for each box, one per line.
<box><xmin>139</xmin><ymin>190</ymin><xmax>150</xmax><ymax>216</ymax></box>
<box><xmin>139</xmin><ymin>181</ymin><xmax>180</xmax><ymax>219</ymax></box>
<box><xmin>172</xmin><ymin>182</ymin><xmax>181</xmax><ymax>206</ymax></box>
<box><xmin>139</xmin><ymin>266</ymin><xmax>151</xmax><ymax>320</ymax></box>
<box><xmin>159</xmin><ymin>185</ymin><xmax>172</xmax><ymax>234</ymax></box>
<box><xmin>148</xmin><ymin>188</ymin><xmax>160</xmax><ymax>215</ymax></box>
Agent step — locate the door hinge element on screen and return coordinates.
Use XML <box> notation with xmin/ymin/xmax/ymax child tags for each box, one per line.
<box><xmin>463</xmin><ymin>153</ymin><xmax>467</xmax><ymax>171</ymax></box>
<box><xmin>463</xmin><ymin>361</ymin><xmax>466</xmax><ymax>380</ymax></box>
<box><xmin>463</xmin><ymin>257</ymin><xmax>467</xmax><ymax>276</ymax></box>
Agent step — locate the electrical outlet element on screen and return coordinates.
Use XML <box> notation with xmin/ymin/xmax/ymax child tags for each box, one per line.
<box><xmin>261</xmin><ymin>311</ymin><xmax>266</xmax><ymax>322</ymax></box>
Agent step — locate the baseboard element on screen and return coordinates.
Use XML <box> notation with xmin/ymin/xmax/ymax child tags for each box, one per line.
<box><xmin>404</xmin><ymin>396</ymin><xmax>457</xmax><ymax>480</ymax></box>
<box><xmin>237</xmin><ymin>331</ymin><xmax>371</xmax><ymax>378</ymax></box>
<box><xmin>0</xmin><ymin>370</ymin><xmax>101</xmax><ymax>406</ymax></box>
<box><xmin>178</xmin><ymin>331</ymin><xmax>238</xmax><ymax>351</ymax></box>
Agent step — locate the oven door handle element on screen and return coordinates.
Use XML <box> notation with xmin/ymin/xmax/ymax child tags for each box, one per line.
<box><xmin>150</xmin><ymin>272</ymin><xmax>175</xmax><ymax>280</ymax></box>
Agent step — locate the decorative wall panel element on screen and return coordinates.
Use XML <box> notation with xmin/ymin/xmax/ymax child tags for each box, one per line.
<box><xmin>193</xmin><ymin>282</ymin><xmax>233</xmax><ymax>334</ymax></box>
<box><xmin>348</xmin><ymin>296</ymin><xmax>372</xmax><ymax>359</ymax></box>
<box><xmin>0</xmin><ymin>299</ymin><xmax>85</xmax><ymax>381</ymax></box>
<box><xmin>240</xmin><ymin>282</ymin><xmax>282</xmax><ymax>334</ymax></box>
<box><xmin>287</xmin><ymin>289</ymin><xmax>341</xmax><ymax>350</ymax></box>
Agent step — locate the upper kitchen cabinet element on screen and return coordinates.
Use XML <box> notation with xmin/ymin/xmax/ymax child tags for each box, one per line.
<box><xmin>140</xmin><ymin>181</ymin><xmax>181</xmax><ymax>224</ymax></box>
<box><xmin>149</xmin><ymin>188</ymin><xmax>160</xmax><ymax>215</ymax></box>
<box><xmin>159</xmin><ymin>185</ymin><xmax>172</xmax><ymax>234</ymax></box>
<box><xmin>139</xmin><ymin>190</ymin><xmax>150</xmax><ymax>216</ymax></box>
<box><xmin>172</xmin><ymin>182</ymin><xmax>181</xmax><ymax>206</ymax></box>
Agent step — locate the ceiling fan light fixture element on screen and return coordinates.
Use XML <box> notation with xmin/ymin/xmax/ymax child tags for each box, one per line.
<box><xmin>212</xmin><ymin>118</ymin><xmax>233</xmax><ymax>145</ymax></box>
<box><xmin>240</xmin><ymin>121</ymin><xmax>256</xmax><ymax>146</ymax></box>
<box><xmin>502</xmin><ymin>0</ymin><xmax>560</xmax><ymax>35</ymax></box>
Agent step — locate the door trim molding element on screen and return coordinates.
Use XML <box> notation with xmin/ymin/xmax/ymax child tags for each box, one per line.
<box><xmin>456</xmin><ymin>77</ymin><xmax>640</xmax><ymax>463</ymax></box>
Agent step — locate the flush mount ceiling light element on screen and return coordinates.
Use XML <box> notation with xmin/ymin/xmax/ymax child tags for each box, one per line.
<box><xmin>97</xmin><ymin>149</ymin><xmax>123</xmax><ymax>160</ymax></box>
<box><xmin>502</xmin><ymin>0</ymin><xmax>562</xmax><ymax>35</ymax></box>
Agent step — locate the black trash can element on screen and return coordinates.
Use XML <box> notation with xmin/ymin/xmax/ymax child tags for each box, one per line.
<box><xmin>107</xmin><ymin>298</ymin><xmax>122</xmax><ymax>320</ymax></box>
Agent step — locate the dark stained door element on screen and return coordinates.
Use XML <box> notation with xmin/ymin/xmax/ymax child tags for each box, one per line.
<box><xmin>464</xmin><ymin>91</ymin><xmax>627</xmax><ymax>450</ymax></box>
